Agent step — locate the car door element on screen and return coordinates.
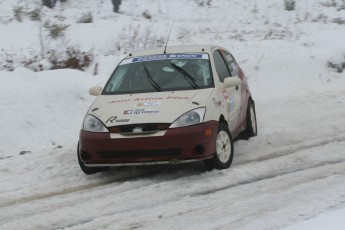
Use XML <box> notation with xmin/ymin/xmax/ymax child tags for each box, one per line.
<box><xmin>219</xmin><ymin>49</ymin><xmax>248</xmax><ymax>130</ymax></box>
<box><xmin>213</xmin><ymin>50</ymin><xmax>241</xmax><ymax>132</ymax></box>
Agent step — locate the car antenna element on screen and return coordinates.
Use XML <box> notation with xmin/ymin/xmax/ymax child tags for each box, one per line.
<box><xmin>163</xmin><ymin>20</ymin><xmax>175</xmax><ymax>54</ymax></box>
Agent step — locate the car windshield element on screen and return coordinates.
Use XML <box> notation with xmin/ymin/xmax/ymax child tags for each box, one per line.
<box><xmin>103</xmin><ymin>53</ymin><xmax>213</xmax><ymax>95</ymax></box>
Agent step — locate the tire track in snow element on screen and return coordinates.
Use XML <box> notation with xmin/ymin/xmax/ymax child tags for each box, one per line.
<box><xmin>236</xmin><ymin>134</ymin><xmax>345</xmax><ymax>165</ymax></box>
<box><xmin>192</xmin><ymin>159</ymin><xmax>345</xmax><ymax>197</ymax></box>
<box><xmin>190</xmin><ymin>137</ymin><xmax>345</xmax><ymax>197</ymax></box>
<box><xmin>0</xmin><ymin>167</ymin><xmax>172</xmax><ymax>209</ymax></box>
<box><xmin>0</xmin><ymin>163</ymin><xmax>205</xmax><ymax>226</ymax></box>
<box><xmin>0</xmin><ymin>166</ymin><xmax>205</xmax><ymax>229</ymax></box>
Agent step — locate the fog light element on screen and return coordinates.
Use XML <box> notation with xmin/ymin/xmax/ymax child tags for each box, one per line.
<box><xmin>194</xmin><ymin>145</ymin><xmax>204</xmax><ymax>154</ymax></box>
<box><xmin>81</xmin><ymin>151</ymin><xmax>92</xmax><ymax>161</ymax></box>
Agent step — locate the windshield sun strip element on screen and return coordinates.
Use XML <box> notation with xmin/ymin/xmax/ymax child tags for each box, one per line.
<box><xmin>120</xmin><ymin>53</ymin><xmax>209</xmax><ymax>65</ymax></box>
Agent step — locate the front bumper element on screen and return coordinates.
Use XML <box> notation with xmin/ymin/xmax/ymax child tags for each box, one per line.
<box><xmin>79</xmin><ymin>121</ymin><xmax>218</xmax><ymax>166</ymax></box>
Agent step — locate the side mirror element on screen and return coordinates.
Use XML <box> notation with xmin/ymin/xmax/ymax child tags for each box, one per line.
<box><xmin>222</xmin><ymin>77</ymin><xmax>241</xmax><ymax>89</ymax></box>
<box><xmin>89</xmin><ymin>86</ymin><xmax>102</xmax><ymax>96</ymax></box>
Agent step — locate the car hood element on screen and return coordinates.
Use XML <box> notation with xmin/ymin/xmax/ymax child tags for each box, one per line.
<box><xmin>88</xmin><ymin>88</ymin><xmax>214</xmax><ymax>126</ymax></box>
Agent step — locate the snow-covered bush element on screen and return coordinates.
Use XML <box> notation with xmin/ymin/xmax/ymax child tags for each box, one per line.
<box><xmin>77</xmin><ymin>12</ymin><xmax>93</xmax><ymax>23</ymax></box>
<box><xmin>328</xmin><ymin>56</ymin><xmax>345</xmax><ymax>73</ymax></box>
<box><xmin>142</xmin><ymin>11</ymin><xmax>152</xmax><ymax>20</ymax></box>
<box><xmin>48</xmin><ymin>47</ymin><xmax>93</xmax><ymax>71</ymax></box>
<box><xmin>312</xmin><ymin>14</ymin><xmax>328</xmax><ymax>23</ymax></box>
<box><xmin>28</xmin><ymin>8</ymin><xmax>41</xmax><ymax>21</ymax></box>
<box><xmin>194</xmin><ymin>0</ymin><xmax>212</xmax><ymax>7</ymax></box>
<box><xmin>321</xmin><ymin>0</ymin><xmax>337</xmax><ymax>8</ymax></box>
<box><xmin>13</xmin><ymin>5</ymin><xmax>24</xmax><ymax>22</ymax></box>
<box><xmin>318</xmin><ymin>0</ymin><xmax>345</xmax><ymax>10</ymax></box>
<box><xmin>1</xmin><ymin>54</ymin><xmax>15</xmax><ymax>71</ymax></box>
<box><xmin>44</xmin><ymin>20</ymin><xmax>69</xmax><ymax>39</ymax></box>
<box><xmin>1</xmin><ymin>46</ymin><xmax>93</xmax><ymax>72</ymax></box>
<box><xmin>284</xmin><ymin>0</ymin><xmax>295</xmax><ymax>11</ymax></box>
<box><xmin>338</xmin><ymin>0</ymin><xmax>345</xmax><ymax>11</ymax></box>
<box><xmin>333</xmin><ymin>18</ymin><xmax>345</xmax><ymax>24</ymax></box>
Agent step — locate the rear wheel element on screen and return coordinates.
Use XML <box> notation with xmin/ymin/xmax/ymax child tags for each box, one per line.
<box><xmin>204</xmin><ymin>122</ymin><xmax>234</xmax><ymax>170</ymax></box>
<box><xmin>242</xmin><ymin>100</ymin><xmax>257</xmax><ymax>139</ymax></box>
<box><xmin>77</xmin><ymin>143</ymin><xmax>109</xmax><ymax>175</ymax></box>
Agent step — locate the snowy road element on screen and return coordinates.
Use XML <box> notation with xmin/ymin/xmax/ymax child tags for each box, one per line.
<box><xmin>1</xmin><ymin>85</ymin><xmax>345</xmax><ymax>230</ymax></box>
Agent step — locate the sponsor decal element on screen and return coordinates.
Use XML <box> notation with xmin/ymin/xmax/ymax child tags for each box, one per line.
<box><xmin>132</xmin><ymin>96</ymin><xmax>189</xmax><ymax>101</ymax></box>
<box><xmin>227</xmin><ymin>97</ymin><xmax>236</xmax><ymax>113</ymax></box>
<box><xmin>124</xmin><ymin>110</ymin><xmax>133</xmax><ymax>115</ymax></box>
<box><xmin>222</xmin><ymin>90</ymin><xmax>229</xmax><ymax>100</ymax></box>
<box><xmin>106</xmin><ymin>116</ymin><xmax>130</xmax><ymax>124</ymax></box>
<box><xmin>109</xmin><ymin>96</ymin><xmax>188</xmax><ymax>104</ymax></box>
<box><xmin>106</xmin><ymin>116</ymin><xmax>117</xmax><ymax>124</ymax></box>
<box><xmin>133</xmin><ymin>97</ymin><xmax>163</xmax><ymax>101</ymax></box>
<box><xmin>169</xmin><ymin>54</ymin><xmax>203</xmax><ymax>59</ymax></box>
<box><xmin>134</xmin><ymin>102</ymin><xmax>161</xmax><ymax>107</ymax></box>
<box><xmin>109</xmin><ymin>99</ymin><xmax>130</xmax><ymax>104</ymax></box>
<box><xmin>124</xmin><ymin>108</ymin><xmax>159</xmax><ymax>115</ymax></box>
<box><xmin>212</xmin><ymin>98</ymin><xmax>222</xmax><ymax>107</ymax></box>
<box><xmin>166</xmin><ymin>96</ymin><xmax>189</xmax><ymax>100</ymax></box>
<box><xmin>227</xmin><ymin>102</ymin><xmax>231</xmax><ymax>113</ymax></box>
<box><xmin>229</xmin><ymin>97</ymin><xmax>236</xmax><ymax>109</ymax></box>
<box><xmin>116</xmin><ymin>119</ymin><xmax>130</xmax><ymax>123</ymax></box>
<box><xmin>120</xmin><ymin>53</ymin><xmax>209</xmax><ymax>65</ymax></box>
<box><xmin>134</xmin><ymin>108</ymin><xmax>160</xmax><ymax>115</ymax></box>
<box><xmin>133</xmin><ymin>55</ymin><xmax>169</xmax><ymax>62</ymax></box>
<box><xmin>131</xmin><ymin>54</ymin><xmax>207</xmax><ymax>63</ymax></box>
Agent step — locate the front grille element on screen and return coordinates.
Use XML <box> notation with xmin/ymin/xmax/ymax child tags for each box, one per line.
<box><xmin>98</xmin><ymin>148</ymin><xmax>181</xmax><ymax>159</ymax></box>
<box><xmin>108</xmin><ymin>123</ymin><xmax>170</xmax><ymax>133</ymax></box>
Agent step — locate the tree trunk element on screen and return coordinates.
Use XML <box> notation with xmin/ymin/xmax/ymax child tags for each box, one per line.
<box><xmin>284</xmin><ymin>0</ymin><xmax>295</xmax><ymax>11</ymax></box>
<box><xmin>42</xmin><ymin>0</ymin><xmax>56</xmax><ymax>9</ymax></box>
<box><xmin>112</xmin><ymin>0</ymin><xmax>122</xmax><ymax>13</ymax></box>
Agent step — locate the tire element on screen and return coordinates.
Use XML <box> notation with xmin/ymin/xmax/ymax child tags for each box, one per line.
<box><xmin>204</xmin><ymin>122</ymin><xmax>234</xmax><ymax>170</ymax></box>
<box><xmin>242</xmin><ymin>100</ymin><xmax>257</xmax><ymax>139</ymax></box>
<box><xmin>77</xmin><ymin>143</ymin><xmax>109</xmax><ymax>175</ymax></box>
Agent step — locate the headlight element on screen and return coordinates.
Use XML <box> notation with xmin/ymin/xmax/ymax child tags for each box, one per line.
<box><xmin>82</xmin><ymin>115</ymin><xmax>108</xmax><ymax>132</ymax></box>
<box><xmin>170</xmin><ymin>108</ymin><xmax>206</xmax><ymax>128</ymax></box>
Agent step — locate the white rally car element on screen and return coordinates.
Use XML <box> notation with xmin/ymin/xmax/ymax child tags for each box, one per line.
<box><xmin>78</xmin><ymin>45</ymin><xmax>257</xmax><ymax>174</ymax></box>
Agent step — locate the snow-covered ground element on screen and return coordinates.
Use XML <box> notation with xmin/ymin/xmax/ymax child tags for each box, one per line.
<box><xmin>1</xmin><ymin>0</ymin><xmax>345</xmax><ymax>229</ymax></box>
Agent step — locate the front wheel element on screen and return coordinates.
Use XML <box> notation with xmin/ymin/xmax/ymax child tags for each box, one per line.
<box><xmin>77</xmin><ymin>143</ymin><xmax>109</xmax><ymax>175</ymax></box>
<box><xmin>204</xmin><ymin>122</ymin><xmax>234</xmax><ymax>170</ymax></box>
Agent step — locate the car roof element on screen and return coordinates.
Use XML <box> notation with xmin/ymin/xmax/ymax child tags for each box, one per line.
<box><xmin>126</xmin><ymin>45</ymin><xmax>222</xmax><ymax>58</ymax></box>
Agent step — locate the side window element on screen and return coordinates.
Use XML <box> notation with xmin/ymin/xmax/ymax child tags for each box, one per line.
<box><xmin>213</xmin><ymin>50</ymin><xmax>230</xmax><ymax>82</ymax></box>
<box><xmin>221</xmin><ymin>50</ymin><xmax>239</xmax><ymax>77</ymax></box>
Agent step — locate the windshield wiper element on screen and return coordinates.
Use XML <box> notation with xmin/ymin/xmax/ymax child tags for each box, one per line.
<box><xmin>142</xmin><ymin>63</ymin><xmax>161</xmax><ymax>92</ymax></box>
<box><xmin>170</xmin><ymin>63</ymin><xmax>199</xmax><ymax>89</ymax></box>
